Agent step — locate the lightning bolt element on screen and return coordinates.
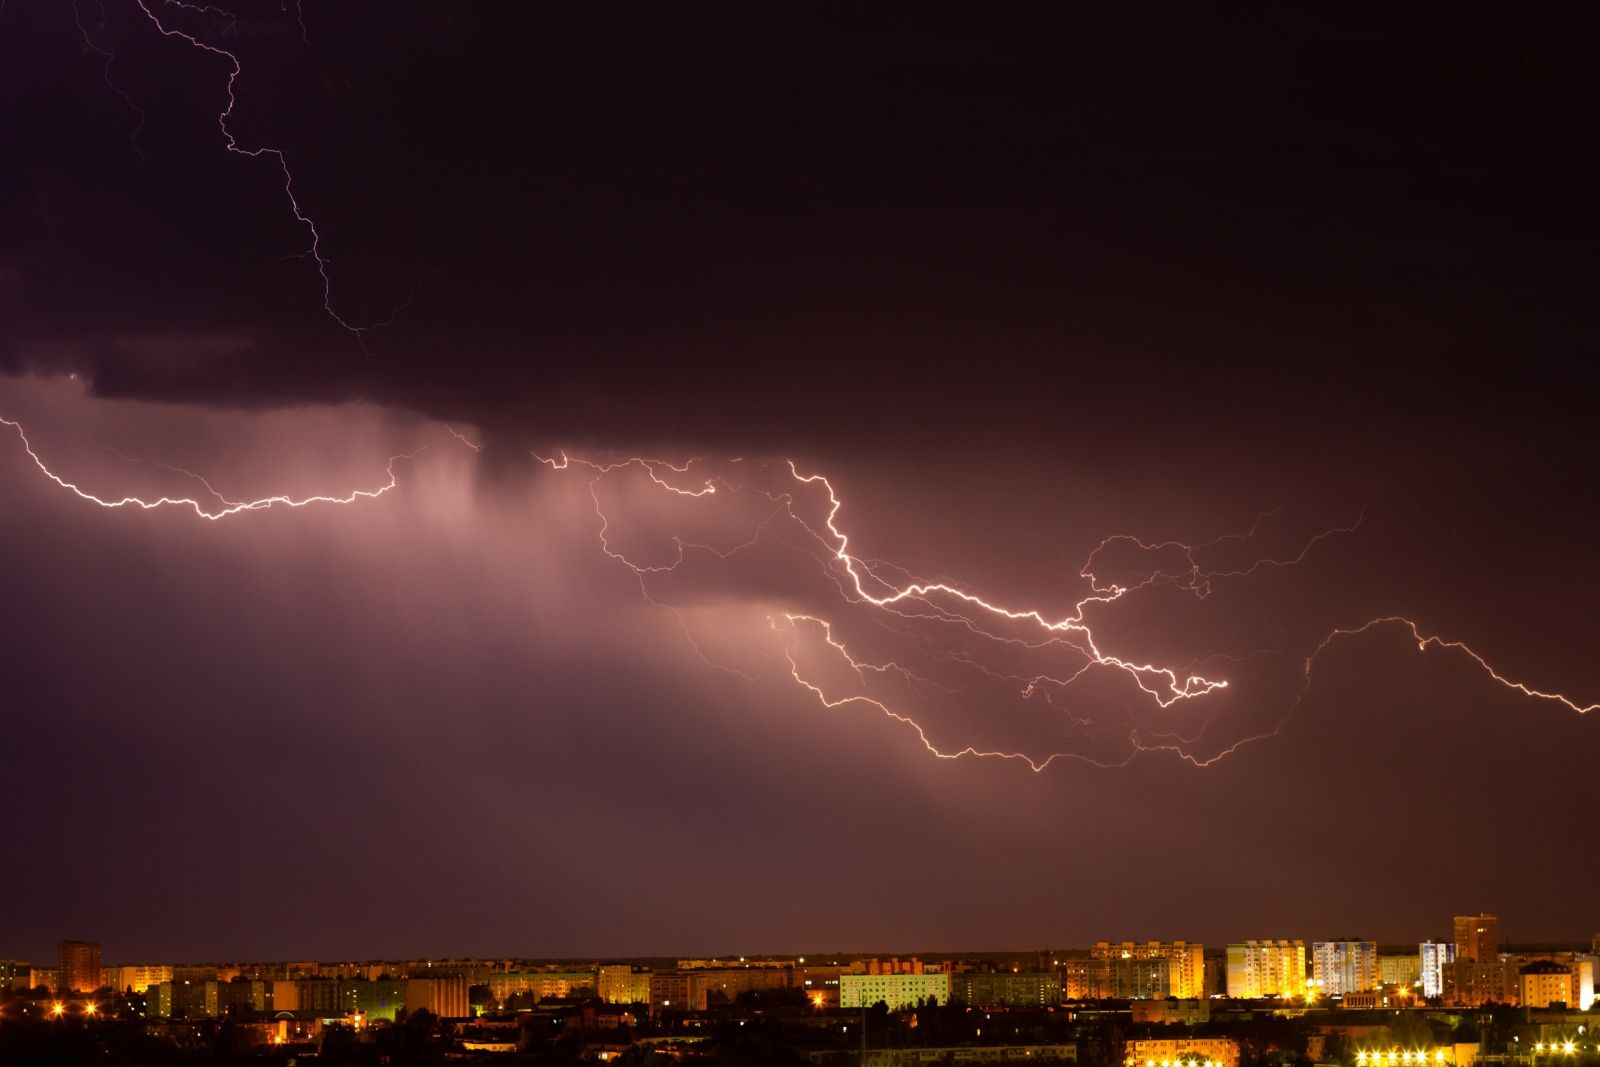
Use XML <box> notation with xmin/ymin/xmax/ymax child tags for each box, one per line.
<box><xmin>533</xmin><ymin>450</ymin><xmax>1594</xmax><ymax>770</ymax></box>
<box><xmin>72</xmin><ymin>0</ymin><xmax>148</xmax><ymax>159</ymax></box>
<box><xmin>2</xmin><ymin>411</ymin><xmax>1592</xmax><ymax>769</ymax></box>
<box><xmin>56</xmin><ymin>1</ymin><xmax>418</xmax><ymax>349</ymax></box>
<box><xmin>0</xmin><ymin>413</ymin><xmax>473</xmax><ymax>520</ymax></box>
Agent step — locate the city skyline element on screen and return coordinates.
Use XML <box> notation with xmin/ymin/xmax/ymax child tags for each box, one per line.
<box><xmin>9</xmin><ymin>920</ymin><xmax>1598</xmax><ymax>978</ymax></box>
<box><xmin>6</xmin><ymin>920</ymin><xmax>1596</xmax><ymax>1060</ymax></box>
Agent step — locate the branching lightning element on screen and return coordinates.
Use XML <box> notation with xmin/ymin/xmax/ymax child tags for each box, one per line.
<box><xmin>0</xmin><ymin>413</ymin><xmax>472</xmax><ymax>520</ymax></box>
<box><xmin>2</xmin><ymin>410</ymin><xmax>1594</xmax><ymax>768</ymax></box>
<box><xmin>528</xmin><ymin>447</ymin><xmax>1593</xmax><ymax>769</ymax></box>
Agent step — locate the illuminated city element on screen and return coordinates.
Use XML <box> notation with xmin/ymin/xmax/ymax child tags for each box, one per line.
<box><xmin>2</xmin><ymin>919</ymin><xmax>1598</xmax><ymax>1062</ymax></box>
<box><xmin>3</xmin><ymin>2</ymin><xmax>1596</xmax><ymax>1065</ymax></box>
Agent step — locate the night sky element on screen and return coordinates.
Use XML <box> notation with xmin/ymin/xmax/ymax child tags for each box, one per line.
<box><xmin>2</xmin><ymin>4</ymin><xmax>1597</xmax><ymax>964</ymax></box>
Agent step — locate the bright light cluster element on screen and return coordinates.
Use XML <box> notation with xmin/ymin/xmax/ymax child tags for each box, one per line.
<box><xmin>1357</xmin><ymin>1051</ymin><xmax>1449</xmax><ymax>1066</ymax></box>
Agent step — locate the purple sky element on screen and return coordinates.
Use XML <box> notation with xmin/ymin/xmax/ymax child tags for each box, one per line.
<box><xmin>1</xmin><ymin>3</ymin><xmax>1596</xmax><ymax>964</ymax></box>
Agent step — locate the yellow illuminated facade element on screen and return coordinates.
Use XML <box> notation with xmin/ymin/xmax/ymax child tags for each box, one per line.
<box><xmin>1124</xmin><ymin>1037</ymin><xmax>1239</xmax><ymax>1067</ymax></box>
<box><xmin>102</xmin><ymin>965</ymin><xmax>173</xmax><ymax>993</ymax></box>
<box><xmin>1225</xmin><ymin>941</ymin><xmax>1305</xmax><ymax>999</ymax></box>
<box><xmin>839</xmin><ymin>972</ymin><xmax>950</xmax><ymax>1009</ymax></box>
<box><xmin>597</xmin><ymin>965</ymin><xmax>652</xmax><ymax>1005</ymax></box>
<box><xmin>1093</xmin><ymin>942</ymin><xmax>1205</xmax><ymax>999</ymax></box>
<box><xmin>485</xmin><ymin>970</ymin><xmax>596</xmax><ymax>1002</ymax></box>
<box><xmin>1520</xmin><ymin>959</ymin><xmax>1595</xmax><ymax>1010</ymax></box>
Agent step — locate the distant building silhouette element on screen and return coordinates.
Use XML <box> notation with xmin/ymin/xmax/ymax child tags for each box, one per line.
<box><xmin>1452</xmin><ymin>914</ymin><xmax>1499</xmax><ymax>963</ymax></box>
<box><xmin>57</xmin><ymin>940</ymin><xmax>101</xmax><ymax>993</ymax></box>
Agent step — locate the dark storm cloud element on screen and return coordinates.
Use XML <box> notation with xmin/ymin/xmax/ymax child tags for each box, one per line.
<box><xmin>3</xmin><ymin>3</ymin><xmax>1595</xmax><ymax>450</ymax></box>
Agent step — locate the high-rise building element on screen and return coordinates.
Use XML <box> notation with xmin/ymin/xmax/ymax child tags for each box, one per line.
<box><xmin>1453</xmin><ymin>915</ymin><xmax>1499</xmax><ymax>964</ymax></box>
<box><xmin>58</xmin><ymin>941</ymin><xmax>102</xmax><ymax>993</ymax></box>
<box><xmin>1093</xmin><ymin>942</ymin><xmax>1205</xmax><ymax>999</ymax></box>
<box><xmin>1109</xmin><ymin>956</ymin><xmax>1185</xmax><ymax>1000</ymax></box>
<box><xmin>1419</xmin><ymin>941</ymin><xmax>1454</xmax><ymax>998</ymax></box>
<box><xmin>1311</xmin><ymin>941</ymin><xmax>1377</xmax><ymax>996</ymax></box>
<box><xmin>1225</xmin><ymin>941</ymin><xmax>1306</xmax><ymax>999</ymax></box>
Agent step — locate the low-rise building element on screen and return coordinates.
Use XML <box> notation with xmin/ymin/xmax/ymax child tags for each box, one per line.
<box><xmin>206</xmin><ymin>979</ymin><xmax>270</xmax><ymax>1017</ymax></box>
<box><xmin>486</xmin><ymin>970</ymin><xmax>596</xmax><ymax>1003</ymax></box>
<box><xmin>147</xmin><ymin>979</ymin><xmax>212</xmax><ymax>1018</ymax></box>
<box><xmin>952</xmin><ymin>971</ymin><xmax>1062</xmax><ymax>1008</ymax></box>
<box><xmin>698</xmin><ymin>965</ymin><xmax>792</xmax><ymax>1004</ymax></box>
<box><xmin>1132</xmin><ymin>999</ymin><xmax>1209</xmax><ymax>1025</ymax></box>
<box><xmin>1519</xmin><ymin>959</ymin><xmax>1595</xmax><ymax>1010</ymax></box>
<box><xmin>1124</xmin><ymin>1037</ymin><xmax>1240</xmax><ymax>1067</ymax></box>
<box><xmin>406</xmin><ymin>975</ymin><xmax>469</xmax><ymax>1018</ymax></box>
<box><xmin>1444</xmin><ymin>958</ymin><xmax>1522</xmax><ymax>1007</ymax></box>
<box><xmin>865</xmin><ymin>1046</ymin><xmax>1076</xmax><ymax>1066</ymax></box>
<box><xmin>104</xmin><ymin>964</ymin><xmax>173</xmax><ymax>993</ymax></box>
<box><xmin>597</xmin><ymin>965</ymin><xmax>651</xmax><ymax>1005</ymax></box>
<box><xmin>0</xmin><ymin>960</ymin><xmax>30</xmax><ymax>992</ymax></box>
<box><xmin>649</xmin><ymin>971</ymin><xmax>703</xmax><ymax>1014</ymax></box>
<box><xmin>840</xmin><ymin>972</ymin><xmax>951</xmax><ymax>1009</ymax></box>
<box><xmin>1379</xmin><ymin>954</ymin><xmax>1421</xmax><ymax>989</ymax></box>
